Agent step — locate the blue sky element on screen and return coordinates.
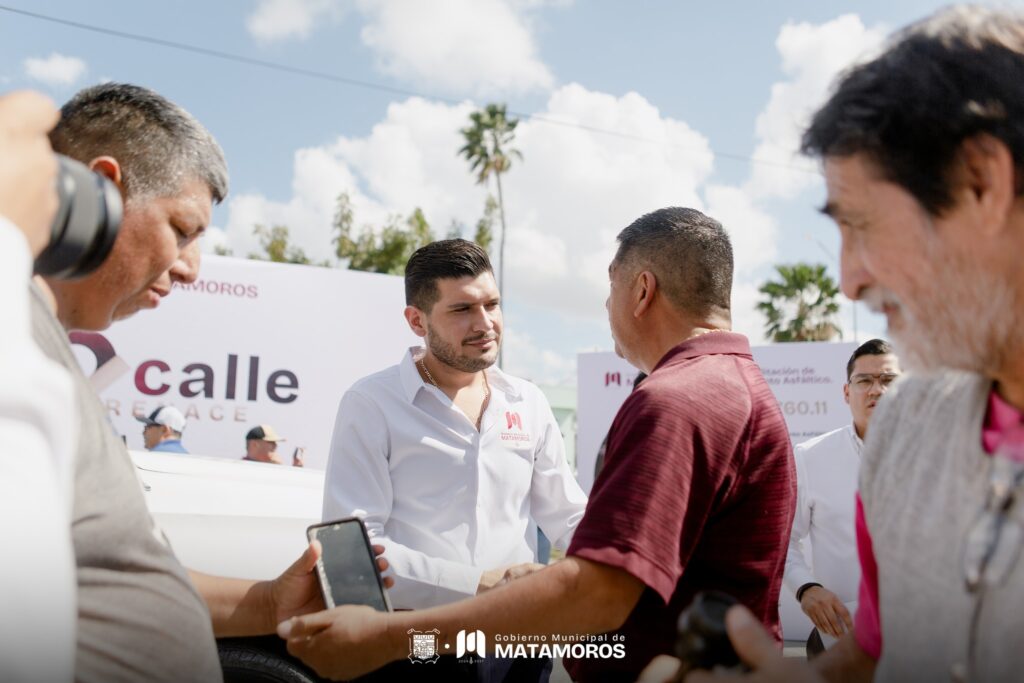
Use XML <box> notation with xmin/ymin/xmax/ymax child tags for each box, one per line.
<box><xmin>2</xmin><ymin>0</ymin><xmax>1003</xmax><ymax>383</ymax></box>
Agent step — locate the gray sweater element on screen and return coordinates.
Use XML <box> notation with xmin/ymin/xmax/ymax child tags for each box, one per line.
<box><xmin>31</xmin><ymin>286</ymin><xmax>222</xmax><ymax>683</ymax></box>
<box><xmin>862</xmin><ymin>370</ymin><xmax>1024</xmax><ymax>682</ymax></box>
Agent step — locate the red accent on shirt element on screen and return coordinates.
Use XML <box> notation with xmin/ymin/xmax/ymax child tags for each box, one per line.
<box><xmin>853</xmin><ymin>388</ymin><xmax>1024</xmax><ymax>661</ymax></box>
<box><xmin>565</xmin><ymin>333</ymin><xmax>796</xmax><ymax>682</ymax></box>
<box><xmin>853</xmin><ymin>494</ymin><xmax>881</xmax><ymax>659</ymax></box>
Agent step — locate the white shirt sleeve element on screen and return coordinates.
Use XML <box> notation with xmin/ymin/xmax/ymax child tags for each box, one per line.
<box><xmin>323</xmin><ymin>389</ymin><xmax>484</xmax><ymax>608</ymax></box>
<box><xmin>528</xmin><ymin>394</ymin><xmax>587</xmax><ymax>550</ymax></box>
<box><xmin>783</xmin><ymin>446</ymin><xmax>817</xmax><ymax>595</ymax></box>
<box><xmin>0</xmin><ymin>218</ymin><xmax>78</xmax><ymax>683</ymax></box>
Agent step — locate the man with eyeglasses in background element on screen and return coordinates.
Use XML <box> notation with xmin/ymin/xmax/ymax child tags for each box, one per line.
<box><xmin>784</xmin><ymin>339</ymin><xmax>899</xmax><ymax>658</ymax></box>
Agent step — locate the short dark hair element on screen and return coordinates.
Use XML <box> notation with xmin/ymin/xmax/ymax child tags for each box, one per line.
<box><xmin>50</xmin><ymin>83</ymin><xmax>228</xmax><ymax>203</ymax></box>
<box><xmin>405</xmin><ymin>239</ymin><xmax>493</xmax><ymax>311</ymax></box>
<box><xmin>846</xmin><ymin>338</ymin><xmax>895</xmax><ymax>379</ymax></box>
<box><xmin>802</xmin><ymin>6</ymin><xmax>1024</xmax><ymax>215</ymax></box>
<box><xmin>614</xmin><ymin>207</ymin><xmax>733</xmax><ymax>317</ymax></box>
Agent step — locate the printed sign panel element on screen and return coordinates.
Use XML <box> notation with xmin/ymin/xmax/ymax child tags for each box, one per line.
<box><xmin>71</xmin><ymin>255</ymin><xmax>419</xmax><ymax>470</ymax></box>
<box><xmin>576</xmin><ymin>342</ymin><xmax>856</xmax><ymax>492</ymax></box>
<box><xmin>576</xmin><ymin>341</ymin><xmax>858</xmax><ymax>642</ymax></box>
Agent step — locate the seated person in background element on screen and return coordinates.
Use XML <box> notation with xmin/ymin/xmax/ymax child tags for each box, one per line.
<box><xmin>243</xmin><ymin>424</ymin><xmax>303</xmax><ymax>466</ymax></box>
<box><xmin>137</xmin><ymin>405</ymin><xmax>189</xmax><ymax>454</ymax></box>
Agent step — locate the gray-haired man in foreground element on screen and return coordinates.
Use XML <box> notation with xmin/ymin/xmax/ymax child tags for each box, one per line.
<box><xmin>35</xmin><ymin>83</ymin><xmax>390</xmax><ymax>682</ymax></box>
<box><xmin>646</xmin><ymin>6</ymin><xmax>1024</xmax><ymax>683</ymax></box>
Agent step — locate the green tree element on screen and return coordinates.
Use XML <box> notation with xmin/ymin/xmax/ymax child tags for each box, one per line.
<box><xmin>248</xmin><ymin>224</ymin><xmax>316</xmax><ymax>265</ymax></box>
<box><xmin>243</xmin><ymin>192</ymin><xmax>499</xmax><ymax>276</ymax></box>
<box><xmin>757</xmin><ymin>263</ymin><xmax>843</xmax><ymax>342</ymax></box>
<box><xmin>332</xmin><ymin>193</ymin><xmax>435</xmax><ymax>275</ymax></box>
<box><xmin>459</xmin><ymin>103</ymin><xmax>521</xmax><ymax>367</ymax></box>
<box><xmin>473</xmin><ymin>195</ymin><xmax>498</xmax><ymax>254</ymax></box>
<box><xmin>458</xmin><ymin>104</ymin><xmax>521</xmax><ymax>288</ymax></box>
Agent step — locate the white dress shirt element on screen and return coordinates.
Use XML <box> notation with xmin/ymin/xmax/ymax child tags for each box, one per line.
<box><xmin>324</xmin><ymin>347</ymin><xmax>587</xmax><ymax>609</ymax></box>
<box><xmin>783</xmin><ymin>424</ymin><xmax>863</xmax><ymax>604</ymax></box>
<box><xmin>0</xmin><ymin>218</ymin><xmax>77</xmax><ymax>683</ymax></box>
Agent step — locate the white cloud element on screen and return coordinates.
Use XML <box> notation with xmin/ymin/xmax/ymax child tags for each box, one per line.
<box><xmin>746</xmin><ymin>14</ymin><xmax>886</xmax><ymax>199</ymax></box>
<box><xmin>357</xmin><ymin>0</ymin><xmax>554</xmax><ymax>95</ymax></box>
<box><xmin>220</xmin><ymin>84</ymin><xmax>789</xmax><ymax>379</ymax></box>
<box><xmin>228</xmin><ymin>8</ymin><xmax>899</xmax><ymax>377</ymax></box>
<box><xmin>23</xmin><ymin>53</ymin><xmax>87</xmax><ymax>87</ymax></box>
<box><xmin>245</xmin><ymin>0</ymin><xmax>555</xmax><ymax>95</ymax></box>
<box><xmin>703</xmin><ymin>184</ymin><xmax>780</xmax><ymax>342</ymax></box>
<box><xmin>199</xmin><ymin>226</ymin><xmax>230</xmax><ymax>255</ymax></box>
<box><xmin>225</xmin><ymin>12</ymin><xmax>903</xmax><ymax>382</ymax></box>
<box><xmin>502</xmin><ymin>328</ymin><xmax>575</xmax><ymax>385</ymax></box>
<box><xmin>224</xmin><ymin>96</ymin><xmax>476</xmax><ymax>261</ymax></box>
<box><xmin>245</xmin><ymin>0</ymin><xmax>345</xmax><ymax>43</ymax></box>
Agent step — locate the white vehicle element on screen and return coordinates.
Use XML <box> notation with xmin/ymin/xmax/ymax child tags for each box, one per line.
<box><xmin>132</xmin><ymin>450</ymin><xmax>329</xmax><ymax>682</ymax></box>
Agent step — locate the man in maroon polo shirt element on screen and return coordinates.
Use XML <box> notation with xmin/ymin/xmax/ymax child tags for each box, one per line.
<box><xmin>564</xmin><ymin>207</ymin><xmax>795</xmax><ymax>680</ymax></box>
<box><xmin>277</xmin><ymin>207</ymin><xmax>796</xmax><ymax>683</ymax></box>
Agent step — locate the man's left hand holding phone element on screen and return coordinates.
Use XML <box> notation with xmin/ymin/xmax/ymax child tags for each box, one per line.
<box><xmin>277</xmin><ymin>519</ymin><xmax>398</xmax><ymax>677</ymax></box>
<box><xmin>305</xmin><ymin>517</ymin><xmax>395</xmax><ymax>613</ymax></box>
<box><xmin>268</xmin><ymin>527</ymin><xmax>393</xmax><ymax>630</ymax></box>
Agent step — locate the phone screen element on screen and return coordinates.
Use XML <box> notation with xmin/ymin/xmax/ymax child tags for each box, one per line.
<box><xmin>308</xmin><ymin>518</ymin><xmax>391</xmax><ymax>612</ymax></box>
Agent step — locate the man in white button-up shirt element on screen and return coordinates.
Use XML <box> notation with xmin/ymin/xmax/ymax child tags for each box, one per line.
<box><xmin>324</xmin><ymin>239</ymin><xmax>587</xmax><ymax>618</ymax></box>
<box><xmin>784</xmin><ymin>339</ymin><xmax>900</xmax><ymax>655</ymax></box>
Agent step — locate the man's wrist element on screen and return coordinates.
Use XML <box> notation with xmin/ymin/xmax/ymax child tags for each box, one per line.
<box><xmin>796</xmin><ymin>582</ymin><xmax>823</xmax><ymax>602</ymax></box>
<box><xmin>386</xmin><ymin>613</ymin><xmax>412</xmax><ymax>660</ymax></box>
<box><xmin>257</xmin><ymin>579</ymin><xmax>279</xmax><ymax>634</ymax></box>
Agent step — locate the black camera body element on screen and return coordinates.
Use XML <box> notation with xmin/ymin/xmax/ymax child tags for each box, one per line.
<box><xmin>673</xmin><ymin>591</ymin><xmax>746</xmax><ymax>681</ymax></box>
<box><xmin>34</xmin><ymin>154</ymin><xmax>123</xmax><ymax>280</ymax></box>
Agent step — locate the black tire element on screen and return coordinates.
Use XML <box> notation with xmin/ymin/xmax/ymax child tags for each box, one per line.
<box><xmin>218</xmin><ymin>636</ymin><xmax>328</xmax><ymax>683</ymax></box>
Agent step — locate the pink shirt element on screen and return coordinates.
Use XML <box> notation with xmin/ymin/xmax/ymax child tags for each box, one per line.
<box><xmin>853</xmin><ymin>389</ymin><xmax>1024</xmax><ymax>659</ymax></box>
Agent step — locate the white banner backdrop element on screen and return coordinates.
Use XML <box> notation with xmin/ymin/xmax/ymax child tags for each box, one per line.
<box><xmin>70</xmin><ymin>255</ymin><xmax>418</xmax><ymax>470</ymax></box>
<box><xmin>576</xmin><ymin>341</ymin><xmax>857</xmax><ymax>641</ymax></box>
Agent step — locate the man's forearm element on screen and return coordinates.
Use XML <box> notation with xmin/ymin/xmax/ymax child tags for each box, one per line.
<box><xmin>382</xmin><ymin>557</ymin><xmax>642</xmax><ymax>660</ymax></box>
<box><xmin>813</xmin><ymin>632</ymin><xmax>876</xmax><ymax>683</ymax></box>
<box><xmin>190</xmin><ymin>570</ymin><xmax>272</xmax><ymax>637</ymax></box>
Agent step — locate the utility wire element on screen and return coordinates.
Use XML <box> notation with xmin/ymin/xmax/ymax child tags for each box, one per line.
<box><xmin>0</xmin><ymin>4</ymin><xmax>820</xmax><ymax>175</ymax></box>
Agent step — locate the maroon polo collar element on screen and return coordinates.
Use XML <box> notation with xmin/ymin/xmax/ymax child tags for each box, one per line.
<box><xmin>652</xmin><ymin>331</ymin><xmax>752</xmax><ymax>372</ymax></box>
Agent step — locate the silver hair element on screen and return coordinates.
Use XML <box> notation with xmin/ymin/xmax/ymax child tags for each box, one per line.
<box><xmin>904</xmin><ymin>5</ymin><xmax>1024</xmax><ymax>51</ymax></box>
<box><xmin>50</xmin><ymin>82</ymin><xmax>228</xmax><ymax>203</ymax></box>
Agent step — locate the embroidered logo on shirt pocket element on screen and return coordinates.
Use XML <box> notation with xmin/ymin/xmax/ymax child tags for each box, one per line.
<box><xmin>500</xmin><ymin>411</ymin><xmax>532</xmax><ymax>448</ymax></box>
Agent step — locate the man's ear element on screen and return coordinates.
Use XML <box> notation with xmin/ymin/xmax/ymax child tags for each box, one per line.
<box><xmin>633</xmin><ymin>270</ymin><xmax>657</xmax><ymax>318</ymax></box>
<box><xmin>843</xmin><ymin>383</ymin><xmax>851</xmax><ymax>406</ymax></box>
<box><xmin>404</xmin><ymin>305</ymin><xmax>428</xmax><ymax>338</ymax></box>
<box><xmin>955</xmin><ymin>134</ymin><xmax>1016</xmax><ymax>237</ymax></box>
<box><xmin>88</xmin><ymin>156</ymin><xmax>125</xmax><ymax>193</ymax></box>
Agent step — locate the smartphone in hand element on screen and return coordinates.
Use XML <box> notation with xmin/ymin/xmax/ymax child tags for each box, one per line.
<box><xmin>307</xmin><ymin>517</ymin><xmax>392</xmax><ymax>612</ymax></box>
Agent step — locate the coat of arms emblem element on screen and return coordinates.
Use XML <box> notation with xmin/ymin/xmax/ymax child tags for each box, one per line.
<box><xmin>407</xmin><ymin>628</ymin><xmax>441</xmax><ymax>664</ymax></box>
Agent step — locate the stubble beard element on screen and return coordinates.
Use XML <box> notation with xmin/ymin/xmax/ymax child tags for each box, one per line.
<box><xmin>426</xmin><ymin>327</ymin><xmax>498</xmax><ymax>374</ymax></box>
<box><xmin>866</xmin><ymin>244</ymin><xmax>1020</xmax><ymax>376</ymax></box>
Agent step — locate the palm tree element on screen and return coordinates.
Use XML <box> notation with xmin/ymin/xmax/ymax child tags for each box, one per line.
<box><xmin>459</xmin><ymin>104</ymin><xmax>522</xmax><ymax>366</ymax></box>
<box><xmin>757</xmin><ymin>263</ymin><xmax>843</xmax><ymax>342</ymax></box>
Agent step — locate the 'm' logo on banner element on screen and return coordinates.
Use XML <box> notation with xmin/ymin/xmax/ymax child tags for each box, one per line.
<box><xmin>605</xmin><ymin>372</ymin><xmax>622</xmax><ymax>386</ymax></box>
<box><xmin>456</xmin><ymin>629</ymin><xmax>486</xmax><ymax>658</ymax></box>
